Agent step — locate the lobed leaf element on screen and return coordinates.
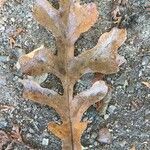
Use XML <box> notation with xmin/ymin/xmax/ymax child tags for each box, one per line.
<box><xmin>70</xmin><ymin>81</ymin><xmax>109</xmax><ymax>149</ymax></box>
<box><xmin>71</xmin><ymin>81</ymin><xmax>108</xmax><ymax>121</ymax></box>
<box><xmin>69</xmin><ymin>27</ymin><xmax>127</xmax><ymax>80</ymax></box>
<box><xmin>20</xmin><ymin>79</ymin><xmax>68</xmax><ymax>119</ymax></box>
<box><xmin>18</xmin><ymin>0</ymin><xmax>127</xmax><ymax>149</ymax></box>
<box><xmin>66</xmin><ymin>2</ymin><xmax>99</xmax><ymax>44</ymax></box>
<box><xmin>18</xmin><ymin>46</ymin><xmax>63</xmax><ymax>78</ymax></box>
<box><xmin>33</xmin><ymin>0</ymin><xmax>63</xmax><ymax>37</ymax></box>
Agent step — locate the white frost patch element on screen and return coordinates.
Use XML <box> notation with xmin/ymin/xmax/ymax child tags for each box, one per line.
<box><xmin>81</xmin><ymin>81</ymin><xmax>108</xmax><ymax>97</ymax></box>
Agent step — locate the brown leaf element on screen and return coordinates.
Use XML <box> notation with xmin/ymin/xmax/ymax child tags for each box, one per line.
<box><xmin>13</xmin><ymin>28</ymin><xmax>25</xmax><ymax>37</ymax></box>
<box><xmin>20</xmin><ymin>79</ymin><xmax>68</xmax><ymax>120</ymax></box>
<box><xmin>142</xmin><ymin>81</ymin><xmax>150</xmax><ymax>88</ymax></box>
<box><xmin>66</xmin><ymin>2</ymin><xmax>99</xmax><ymax>44</ymax></box>
<box><xmin>33</xmin><ymin>0</ymin><xmax>98</xmax><ymax>44</ymax></box>
<box><xmin>92</xmin><ymin>73</ymin><xmax>105</xmax><ymax>84</ymax></box>
<box><xmin>96</xmin><ymin>87</ymin><xmax>112</xmax><ymax>115</ymax></box>
<box><xmin>18</xmin><ymin>0</ymin><xmax>127</xmax><ymax>149</ymax></box>
<box><xmin>112</xmin><ymin>0</ymin><xmax>128</xmax><ymax>24</ymax></box>
<box><xmin>69</xmin><ymin>27</ymin><xmax>127</xmax><ymax>81</ymax></box>
<box><xmin>130</xmin><ymin>100</ymin><xmax>143</xmax><ymax>111</ymax></box>
<box><xmin>18</xmin><ymin>46</ymin><xmax>61</xmax><ymax>77</ymax></box>
<box><xmin>9</xmin><ymin>125</ymin><xmax>23</xmax><ymax>143</ymax></box>
<box><xmin>0</xmin><ymin>104</ymin><xmax>15</xmax><ymax>112</ymax></box>
<box><xmin>9</xmin><ymin>37</ymin><xmax>16</xmax><ymax>49</ymax></box>
<box><xmin>130</xmin><ymin>144</ymin><xmax>136</xmax><ymax>150</ymax></box>
<box><xmin>112</xmin><ymin>6</ymin><xmax>121</xmax><ymax>22</ymax></box>
<box><xmin>0</xmin><ymin>126</ymin><xmax>35</xmax><ymax>149</ymax></box>
<box><xmin>33</xmin><ymin>0</ymin><xmax>62</xmax><ymax>37</ymax></box>
<box><xmin>9</xmin><ymin>28</ymin><xmax>25</xmax><ymax>48</ymax></box>
<box><xmin>71</xmin><ymin>81</ymin><xmax>108</xmax><ymax>121</ymax></box>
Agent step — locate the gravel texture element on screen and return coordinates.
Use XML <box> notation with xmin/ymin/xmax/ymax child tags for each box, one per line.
<box><xmin>0</xmin><ymin>0</ymin><xmax>150</xmax><ymax>149</ymax></box>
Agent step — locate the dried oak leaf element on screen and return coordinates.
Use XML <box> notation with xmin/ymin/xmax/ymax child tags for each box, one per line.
<box><xmin>142</xmin><ymin>81</ymin><xmax>150</xmax><ymax>88</ymax></box>
<box><xmin>112</xmin><ymin>0</ymin><xmax>128</xmax><ymax>24</ymax></box>
<box><xmin>69</xmin><ymin>27</ymin><xmax>127</xmax><ymax>81</ymax></box>
<box><xmin>130</xmin><ymin>144</ymin><xmax>136</xmax><ymax>150</ymax></box>
<box><xmin>9</xmin><ymin>125</ymin><xmax>23</xmax><ymax>143</ymax></box>
<box><xmin>18</xmin><ymin>0</ymin><xmax>127</xmax><ymax>149</ymax></box>
<box><xmin>9</xmin><ymin>28</ymin><xmax>25</xmax><ymax>48</ymax></box>
<box><xmin>33</xmin><ymin>0</ymin><xmax>98</xmax><ymax>44</ymax></box>
<box><xmin>0</xmin><ymin>104</ymin><xmax>14</xmax><ymax>112</ymax></box>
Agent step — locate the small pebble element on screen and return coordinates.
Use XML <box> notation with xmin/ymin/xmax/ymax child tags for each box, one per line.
<box><xmin>0</xmin><ymin>56</ymin><xmax>8</xmax><ymax>62</ymax></box>
<box><xmin>13</xmin><ymin>76</ymin><xmax>18</xmax><ymax>81</ymax></box>
<box><xmin>42</xmin><ymin>138</ymin><xmax>49</xmax><ymax>146</ymax></box>
<box><xmin>104</xmin><ymin>114</ymin><xmax>109</xmax><ymax>120</ymax></box>
<box><xmin>0</xmin><ymin>75</ymin><xmax>6</xmax><ymax>86</ymax></box>
<box><xmin>0</xmin><ymin>26</ymin><xmax>5</xmax><ymax>31</ymax></box>
<box><xmin>29</xmin><ymin>128</ymin><xmax>34</xmax><ymax>134</ymax></box>
<box><xmin>108</xmin><ymin>105</ymin><xmax>116</xmax><ymax>114</ymax></box>
<box><xmin>11</xmin><ymin>18</ymin><xmax>15</xmax><ymax>22</ymax></box>
<box><xmin>91</xmin><ymin>132</ymin><xmax>98</xmax><ymax>139</ymax></box>
<box><xmin>89</xmin><ymin>138</ymin><xmax>94</xmax><ymax>144</ymax></box>
<box><xmin>26</xmin><ymin>133</ymin><xmax>32</xmax><ymax>138</ymax></box>
<box><xmin>142</xmin><ymin>56</ymin><xmax>149</xmax><ymax>66</ymax></box>
<box><xmin>119</xmin><ymin>140</ymin><xmax>127</xmax><ymax>147</ymax></box>
<box><xmin>2</xmin><ymin>65</ymin><xmax>6</xmax><ymax>69</ymax></box>
<box><xmin>94</xmin><ymin>141</ymin><xmax>99</xmax><ymax>146</ymax></box>
<box><xmin>0</xmin><ymin>118</ymin><xmax>8</xmax><ymax>130</ymax></box>
<box><xmin>98</xmin><ymin>128</ymin><xmax>112</xmax><ymax>144</ymax></box>
<box><xmin>115</xmin><ymin>74</ymin><xmax>126</xmax><ymax>85</ymax></box>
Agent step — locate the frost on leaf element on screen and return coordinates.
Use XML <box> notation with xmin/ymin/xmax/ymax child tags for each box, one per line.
<box><xmin>18</xmin><ymin>0</ymin><xmax>127</xmax><ymax>149</ymax></box>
